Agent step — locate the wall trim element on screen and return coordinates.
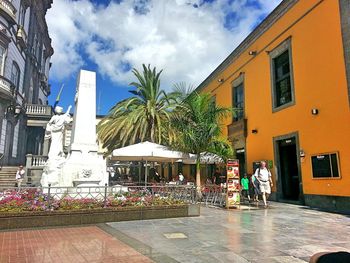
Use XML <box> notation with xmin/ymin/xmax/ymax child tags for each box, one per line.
<box><xmin>339</xmin><ymin>0</ymin><xmax>350</xmax><ymax>106</ymax></box>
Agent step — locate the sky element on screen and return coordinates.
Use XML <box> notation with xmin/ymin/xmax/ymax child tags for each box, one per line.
<box><xmin>46</xmin><ymin>0</ymin><xmax>282</xmax><ymax>115</ymax></box>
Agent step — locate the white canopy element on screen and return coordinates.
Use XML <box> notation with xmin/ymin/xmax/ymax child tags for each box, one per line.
<box><xmin>111</xmin><ymin>141</ymin><xmax>189</xmax><ymax>186</ymax></box>
<box><xmin>181</xmin><ymin>152</ymin><xmax>223</xmax><ymax>165</ymax></box>
<box><xmin>111</xmin><ymin>141</ymin><xmax>189</xmax><ymax>162</ymax></box>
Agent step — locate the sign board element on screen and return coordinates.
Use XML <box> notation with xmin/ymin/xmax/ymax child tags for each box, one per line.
<box><xmin>226</xmin><ymin>159</ymin><xmax>240</xmax><ymax>208</ymax></box>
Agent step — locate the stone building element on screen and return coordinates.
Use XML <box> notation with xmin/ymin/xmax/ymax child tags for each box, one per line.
<box><xmin>0</xmin><ymin>0</ymin><xmax>53</xmax><ymax>169</ymax></box>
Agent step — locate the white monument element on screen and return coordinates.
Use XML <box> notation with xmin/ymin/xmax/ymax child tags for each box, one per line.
<box><xmin>41</xmin><ymin>69</ymin><xmax>108</xmax><ymax>187</ymax></box>
<box><xmin>40</xmin><ymin>106</ymin><xmax>72</xmax><ymax>187</ymax></box>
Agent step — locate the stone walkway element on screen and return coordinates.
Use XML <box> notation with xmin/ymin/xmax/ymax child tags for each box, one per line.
<box><xmin>105</xmin><ymin>203</ymin><xmax>350</xmax><ymax>263</ymax></box>
<box><xmin>0</xmin><ymin>226</ymin><xmax>153</xmax><ymax>263</ymax></box>
<box><xmin>0</xmin><ymin>203</ymin><xmax>349</xmax><ymax>262</ymax></box>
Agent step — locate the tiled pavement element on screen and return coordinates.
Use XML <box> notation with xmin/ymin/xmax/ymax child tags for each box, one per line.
<box><xmin>0</xmin><ymin>226</ymin><xmax>153</xmax><ymax>263</ymax></box>
<box><xmin>0</xmin><ymin>202</ymin><xmax>350</xmax><ymax>262</ymax></box>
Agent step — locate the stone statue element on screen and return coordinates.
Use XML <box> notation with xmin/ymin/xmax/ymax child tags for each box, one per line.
<box><xmin>45</xmin><ymin>105</ymin><xmax>72</xmax><ymax>160</ymax></box>
<box><xmin>41</xmin><ymin>105</ymin><xmax>72</xmax><ymax>188</ymax></box>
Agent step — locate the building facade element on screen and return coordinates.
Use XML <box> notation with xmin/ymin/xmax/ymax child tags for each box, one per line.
<box><xmin>0</xmin><ymin>0</ymin><xmax>53</xmax><ymax>167</ymax></box>
<box><xmin>197</xmin><ymin>0</ymin><xmax>350</xmax><ymax>212</ymax></box>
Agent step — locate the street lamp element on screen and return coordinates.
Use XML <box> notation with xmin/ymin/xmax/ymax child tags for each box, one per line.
<box><xmin>5</xmin><ymin>103</ymin><xmax>22</xmax><ymax>118</ymax></box>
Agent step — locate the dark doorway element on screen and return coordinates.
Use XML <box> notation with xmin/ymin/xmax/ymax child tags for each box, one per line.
<box><xmin>277</xmin><ymin>138</ymin><xmax>300</xmax><ymax>200</ymax></box>
<box><xmin>236</xmin><ymin>148</ymin><xmax>246</xmax><ymax>178</ymax></box>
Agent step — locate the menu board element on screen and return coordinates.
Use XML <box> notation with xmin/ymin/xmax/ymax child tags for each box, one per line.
<box><xmin>226</xmin><ymin>159</ymin><xmax>240</xmax><ymax>208</ymax></box>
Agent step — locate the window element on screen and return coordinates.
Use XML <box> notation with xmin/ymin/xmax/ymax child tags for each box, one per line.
<box><xmin>273</xmin><ymin>51</ymin><xmax>292</xmax><ymax>107</ymax></box>
<box><xmin>0</xmin><ymin>46</ymin><xmax>5</xmax><ymax>75</ymax></box>
<box><xmin>270</xmin><ymin>38</ymin><xmax>295</xmax><ymax>110</ymax></box>
<box><xmin>11</xmin><ymin>122</ymin><xmax>19</xmax><ymax>158</ymax></box>
<box><xmin>0</xmin><ymin>119</ymin><xmax>7</xmax><ymax>153</ymax></box>
<box><xmin>19</xmin><ymin>5</ymin><xmax>26</xmax><ymax>26</ymax></box>
<box><xmin>311</xmin><ymin>153</ymin><xmax>340</xmax><ymax>178</ymax></box>
<box><xmin>11</xmin><ymin>62</ymin><xmax>20</xmax><ymax>90</ymax></box>
<box><xmin>232</xmin><ymin>82</ymin><xmax>244</xmax><ymax>121</ymax></box>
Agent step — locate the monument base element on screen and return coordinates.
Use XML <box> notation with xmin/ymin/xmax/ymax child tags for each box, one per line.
<box><xmin>60</xmin><ymin>150</ymin><xmax>108</xmax><ymax>187</ymax></box>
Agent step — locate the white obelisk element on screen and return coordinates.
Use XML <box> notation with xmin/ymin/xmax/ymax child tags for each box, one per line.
<box><xmin>61</xmin><ymin>70</ymin><xmax>108</xmax><ymax>187</ymax></box>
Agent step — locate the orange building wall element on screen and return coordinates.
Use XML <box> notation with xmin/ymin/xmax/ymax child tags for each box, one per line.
<box><xmin>200</xmin><ymin>0</ymin><xmax>350</xmax><ymax>197</ymax></box>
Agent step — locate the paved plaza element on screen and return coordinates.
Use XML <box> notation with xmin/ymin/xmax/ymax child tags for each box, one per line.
<box><xmin>1</xmin><ymin>203</ymin><xmax>350</xmax><ymax>262</ymax></box>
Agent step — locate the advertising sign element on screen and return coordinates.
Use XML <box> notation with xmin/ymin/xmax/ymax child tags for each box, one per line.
<box><xmin>226</xmin><ymin>159</ymin><xmax>240</xmax><ymax>208</ymax></box>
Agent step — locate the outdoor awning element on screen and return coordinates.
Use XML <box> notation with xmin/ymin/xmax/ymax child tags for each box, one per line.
<box><xmin>111</xmin><ymin>141</ymin><xmax>189</xmax><ymax>162</ymax></box>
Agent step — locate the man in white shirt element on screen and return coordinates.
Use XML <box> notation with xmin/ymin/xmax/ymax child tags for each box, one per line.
<box><xmin>15</xmin><ymin>165</ymin><xmax>25</xmax><ymax>189</ymax></box>
<box><xmin>254</xmin><ymin>161</ymin><xmax>273</xmax><ymax>208</ymax></box>
<box><xmin>178</xmin><ymin>173</ymin><xmax>184</xmax><ymax>185</ymax></box>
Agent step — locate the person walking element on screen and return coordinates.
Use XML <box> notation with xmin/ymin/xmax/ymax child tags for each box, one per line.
<box><xmin>15</xmin><ymin>165</ymin><xmax>25</xmax><ymax>190</ymax></box>
<box><xmin>251</xmin><ymin>173</ymin><xmax>260</xmax><ymax>202</ymax></box>
<box><xmin>254</xmin><ymin>161</ymin><xmax>273</xmax><ymax>208</ymax></box>
<box><xmin>241</xmin><ymin>174</ymin><xmax>251</xmax><ymax>202</ymax></box>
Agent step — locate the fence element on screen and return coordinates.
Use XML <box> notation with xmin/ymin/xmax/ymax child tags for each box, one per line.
<box><xmin>201</xmin><ymin>184</ymin><xmax>227</xmax><ymax>207</ymax></box>
<box><xmin>0</xmin><ymin>184</ymin><xmax>198</xmax><ymax>212</ymax></box>
<box><xmin>0</xmin><ymin>183</ymin><xmax>234</xmax><ymax>211</ymax></box>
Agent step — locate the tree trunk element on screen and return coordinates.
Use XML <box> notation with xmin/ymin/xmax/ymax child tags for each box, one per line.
<box><xmin>196</xmin><ymin>158</ymin><xmax>202</xmax><ymax>198</ymax></box>
<box><xmin>150</xmin><ymin>121</ymin><xmax>155</xmax><ymax>142</ymax></box>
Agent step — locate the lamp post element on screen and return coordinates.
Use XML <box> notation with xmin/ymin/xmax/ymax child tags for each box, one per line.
<box><xmin>5</xmin><ymin>103</ymin><xmax>23</xmax><ymax>118</ymax></box>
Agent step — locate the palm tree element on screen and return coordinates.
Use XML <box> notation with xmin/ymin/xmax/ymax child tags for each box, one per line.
<box><xmin>171</xmin><ymin>92</ymin><xmax>233</xmax><ymax>192</ymax></box>
<box><xmin>97</xmin><ymin>64</ymin><xmax>180</xmax><ymax>152</ymax></box>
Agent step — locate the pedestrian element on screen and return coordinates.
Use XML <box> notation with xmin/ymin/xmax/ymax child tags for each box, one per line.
<box><xmin>251</xmin><ymin>173</ymin><xmax>260</xmax><ymax>202</ymax></box>
<box><xmin>213</xmin><ymin>169</ymin><xmax>221</xmax><ymax>185</ymax></box>
<box><xmin>254</xmin><ymin>161</ymin><xmax>273</xmax><ymax>208</ymax></box>
<box><xmin>15</xmin><ymin>165</ymin><xmax>25</xmax><ymax>190</ymax></box>
<box><xmin>241</xmin><ymin>174</ymin><xmax>251</xmax><ymax>202</ymax></box>
<box><xmin>178</xmin><ymin>172</ymin><xmax>184</xmax><ymax>185</ymax></box>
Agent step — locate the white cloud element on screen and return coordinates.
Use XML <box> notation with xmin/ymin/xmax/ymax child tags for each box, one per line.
<box><xmin>47</xmin><ymin>0</ymin><xmax>282</xmax><ymax>89</ymax></box>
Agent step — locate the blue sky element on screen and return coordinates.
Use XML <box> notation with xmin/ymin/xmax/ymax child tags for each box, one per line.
<box><xmin>47</xmin><ymin>0</ymin><xmax>282</xmax><ymax>115</ymax></box>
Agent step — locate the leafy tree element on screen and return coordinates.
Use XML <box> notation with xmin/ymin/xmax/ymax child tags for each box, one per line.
<box><xmin>97</xmin><ymin>64</ymin><xmax>179</xmax><ymax>152</ymax></box>
<box><xmin>171</xmin><ymin>92</ymin><xmax>233</xmax><ymax>191</ymax></box>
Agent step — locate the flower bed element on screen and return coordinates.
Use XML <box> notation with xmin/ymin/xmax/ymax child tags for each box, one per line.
<box><xmin>0</xmin><ymin>188</ymin><xmax>186</xmax><ymax>213</ymax></box>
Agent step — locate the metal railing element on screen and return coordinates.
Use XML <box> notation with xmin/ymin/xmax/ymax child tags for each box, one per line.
<box><xmin>201</xmin><ymin>184</ymin><xmax>227</xmax><ymax>207</ymax></box>
<box><xmin>0</xmin><ymin>185</ymin><xmax>198</xmax><ymax>212</ymax></box>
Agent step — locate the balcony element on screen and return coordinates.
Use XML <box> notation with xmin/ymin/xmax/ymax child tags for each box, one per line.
<box><xmin>227</xmin><ymin>118</ymin><xmax>248</xmax><ymax>139</ymax></box>
<box><xmin>0</xmin><ymin>0</ymin><xmax>17</xmax><ymax>25</ymax></box>
<box><xmin>26</xmin><ymin>104</ymin><xmax>53</xmax><ymax>127</ymax></box>
<box><xmin>16</xmin><ymin>25</ymin><xmax>27</xmax><ymax>49</ymax></box>
<box><xmin>26</xmin><ymin>154</ymin><xmax>48</xmax><ymax>169</ymax></box>
<box><xmin>0</xmin><ymin>75</ymin><xmax>14</xmax><ymax>100</ymax></box>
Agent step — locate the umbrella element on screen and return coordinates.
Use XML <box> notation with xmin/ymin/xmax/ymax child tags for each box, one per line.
<box><xmin>111</xmin><ymin>141</ymin><xmax>189</xmax><ymax>185</ymax></box>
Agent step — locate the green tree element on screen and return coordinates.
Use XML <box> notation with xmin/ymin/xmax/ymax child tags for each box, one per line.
<box><xmin>97</xmin><ymin>64</ymin><xmax>180</xmax><ymax>152</ymax></box>
<box><xmin>171</xmin><ymin>92</ymin><xmax>233</xmax><ymax>191</ymax></box>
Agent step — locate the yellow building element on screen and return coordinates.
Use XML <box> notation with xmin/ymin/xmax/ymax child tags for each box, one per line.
<box><xmin>196</xmin><ymin>0</ymin><xmax>350</xmax><ymax>212</ymax></box>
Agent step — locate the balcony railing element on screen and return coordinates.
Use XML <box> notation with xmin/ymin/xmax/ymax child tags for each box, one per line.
<box><xmin>227</xmin><ymin>118</ymin><xmax>248</xmax><ymax>138</ymax></box>
<box><xmin>0</xmin><ymin>0</ymin><xmax>16</xmax><ymax>24</ymax></box>
<box><xmin>26</xmin><ymin>154</ymin><xmax>48</xmax><ymax>169</ymax></box>
<box><xmin>0</xmin><ymin>75</ymin><xmax>14</xmax><ymax>99</ymax></box>
<box><xmin>16</xmin><ymin>25</ymin><xmax>27</xmax><ymax>49</ymax></box>
<box><xmin>26</xmin><ymin>104</ymin><xmax>52</xmax><ymax>118</ymax></box>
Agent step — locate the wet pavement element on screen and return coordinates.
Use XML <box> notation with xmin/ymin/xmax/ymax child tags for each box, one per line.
<box><xmin>106</xmin><ymin>203</ymin><xmax>350</xmax><ymax>263</ymax></box>
<box><xmin>0</xmin><ymin>202</ymin><xmax>349</xmax><ymax>262</ymax></box>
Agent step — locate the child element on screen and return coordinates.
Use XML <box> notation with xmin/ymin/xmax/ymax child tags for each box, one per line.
<box><xmin>241</xmin><ymin>174</ymin><xmax>250</xmax><ymax>202</ymax></box>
